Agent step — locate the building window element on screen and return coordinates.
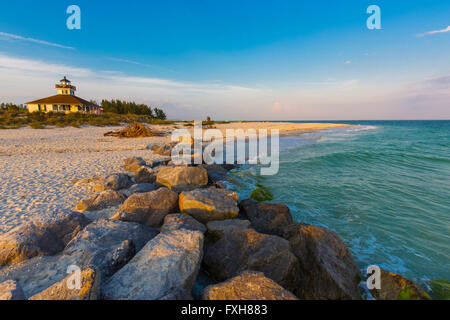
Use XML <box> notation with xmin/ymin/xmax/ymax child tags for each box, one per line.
<box><xmin>77</xmin><ymin>105</ymin><xmax>82</xmax><ymax>111</ymax></box>
<box><xmin>53</xmin><ymin>105</ymin><xmax>58</xmax><ymax>111</ymax></box>
<box><xmin>43</xmin><ymin>105</ymin><xmax>47</xmax><ymax>111</ymax></box>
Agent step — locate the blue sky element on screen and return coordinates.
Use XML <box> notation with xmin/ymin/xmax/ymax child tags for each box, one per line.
<box><xmin>0</xmin><ymin>0</ymin><xmax>449</xmax><ymax>120</ymax></box>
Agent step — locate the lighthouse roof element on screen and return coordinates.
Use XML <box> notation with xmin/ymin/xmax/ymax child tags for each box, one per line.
<box><xmin>26</xmin><ymin>94</ymin><xmax>99</xmax><ymax>107</ymax></box>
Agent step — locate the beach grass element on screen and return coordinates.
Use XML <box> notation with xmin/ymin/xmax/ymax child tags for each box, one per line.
<box><xmin>0</xmin><ymin>110</ymin><xmax>176</xmax><ymax>129</ymax></box>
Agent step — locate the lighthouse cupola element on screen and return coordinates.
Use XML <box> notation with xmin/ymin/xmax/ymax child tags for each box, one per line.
<box><xmin>55</xmin><ymin>76</ymin><xmax>76</xmax><ymax>95</ymax></box>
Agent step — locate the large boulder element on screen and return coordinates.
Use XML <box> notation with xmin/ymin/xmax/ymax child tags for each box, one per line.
<box><xmin>92</xmin><ymin>173</ymin><xmax>132</xmax><ymax>192</ymax></box>
<box><xmin>29</xmin><ymin>267</ymin><xmax>100</xmax><ymax>300</ymax></box>
<box><xmin>125</xmin><ymin>183</ymin><xmax>157</xmax><ymax>196</ymax></box>
<box><xmin>283</xmin><ymin>223</ymin><xmax>361</xmax><ymax>300</ymax></box>
<box><xmin>204</xmin><ymin>228</ymin><xmax>300</xmax><ymax>293</ymax></box>
<box><xmin>0</xmin><ymin>219</ymin><xmax>157</xmax><ymax>297</ymax></box>
<box><xmin>134</xmin><ymin>167</ymin><xmax>156</xmax><ymax>184</ymax></box>
<box><xmin>123</xmin><ymin>157</ymin><xmax>147</xmax><ymax>173</ymax></box>
<box><xmin>111</xmin><ymin>188</ymin><xmax>178</xmax><ymax>227</ymax></box>
<box><xmin>76</xmin><ymin>190</ymin><xmax>127</xmax><ymax>212</ymax></box>
<box><xmin>0</xmin><ymin>212</ymin><xmax>89</xmax><ymax>266</ymax></box>
<box><xmin>200</xmin><ymin>164</ymin><xmax>229</xmax><ymax>185</ymax></box>
<box><xmin>206</xmin><ymin>219</ymin><xmax>251</xmax><ymax>242</ymax></box>
<box><xmin>239</xmin><ymin>199</ymin><xmax>293</xmax><ymax>236</ymax></box>
<box><xmin>202</xmin><ymin>270</ymin><xmax>298</xmax><ymax>300</ymax></box>
<box><xmin>0</xmin><ymin>280</ymin><xmax>26</xmax><ymax>300</ymax></box>
<box><xmin>370</xmin><ymin>269</ymin><xmax>431</xmax><ymax>300</ymax></box>
<box><xmin>161</xmin><ymin>214</ymin><xmax>206</xmax><ymax>234</ymax></box>
<box><xmin>179</xmin><ymin>188</ymin><xmax>239</xmax><ymax>223</ymax></box>
<box><xmin>103</xmin><ymin>229</ymin><xmax>204</xmax><ymax>300</ymax></box>
<box><xmin>156</xmin><ymin>167</ymin><xmax>208</xmax><ymax>192</ymax></box>
<box><xmin>150</xmin><ymin>144</ymin><xmax>173</xmax><ymax>157</ymax></box>
<box><xmin>147</xmin><ymin>158</ymin><xmax>171</xmax><ymax>168</ymax></box>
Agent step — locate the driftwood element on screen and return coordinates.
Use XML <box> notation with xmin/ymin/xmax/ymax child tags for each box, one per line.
<box><xmin>104</xmin><ymin>122</ymin><xmax>163</xmax><ymax>138</ymax></box>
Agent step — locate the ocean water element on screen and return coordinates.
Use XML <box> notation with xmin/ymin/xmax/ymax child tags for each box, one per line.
<box><xmin>229</xmin><ymin>121</ymin><xmax>450</xmax><ymax>286</ymax></box>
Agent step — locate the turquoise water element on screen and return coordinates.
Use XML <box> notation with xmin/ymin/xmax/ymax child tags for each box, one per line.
<box><xmin>229</xmin><ymin>121</ymin><xmax>450</xmax><ymax>286</ymax></box>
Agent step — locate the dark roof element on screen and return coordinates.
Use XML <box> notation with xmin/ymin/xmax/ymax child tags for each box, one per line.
<box><xmin>60</xmin><ymin>76</ymin><xmax>71</xmax><ymax>82</ymax></box>
<box><xmin>26</xmin><ymin>94</ymin><xmax>99</xmax><ymax>107</ymax></box>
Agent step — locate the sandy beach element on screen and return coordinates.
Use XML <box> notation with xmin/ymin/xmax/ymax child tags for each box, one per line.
<box><xmin>0</xmin><ymin>122</ymin><xmax>348</xmax><ymax>234</ymax></box>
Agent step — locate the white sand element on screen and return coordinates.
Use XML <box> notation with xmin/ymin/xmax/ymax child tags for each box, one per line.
<box><xmin>0</xmin><ymin>126</ymin><xmax>169</xmax><ymax>234</ymax></box>
<box><xmin>0</xmin><ymin>122</ymin><xmax>349</xmax><ymax>235</ymax></box>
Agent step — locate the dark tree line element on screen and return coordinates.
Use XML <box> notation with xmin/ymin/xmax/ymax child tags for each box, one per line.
<box><xmin>99</xmin><ymin>99</ymin><xmax>167</xmax><ymax>120</ymax></box>
<box><xmin>0</xmin><ymin>103</ymin><xmax>26</xmax><ymax>111</ymax></box>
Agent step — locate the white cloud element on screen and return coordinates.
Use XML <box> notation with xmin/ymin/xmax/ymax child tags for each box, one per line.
<box><xmin>0</xmin><ymin>53</ymin><xmax>264</xmax><ymax>119</ymax></box>
<box><xmin>417</xmin><ymin>26</ymin><xmax>450</xmax><ymax>37</ymax></box>
<box><xmin>0</xmin><ymin>31</ymin><xmax>74</xmax><ymax>50</ymax></box>
<box><xmin>344</xmin><ymin>60</ymin><xmax>352</xmax><ymax>65</ymax></box>
<box><xmin>0</xmin><ymin>53</ymin><xmax>448</xmax><ymax>120</ymax></box>
<box><xmin>0</xmin><ymin>54</ymin><xmax>91</xmax><ymax>77</ymax></box>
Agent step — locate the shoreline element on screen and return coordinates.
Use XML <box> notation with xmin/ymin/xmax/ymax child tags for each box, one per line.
<box><xmin>0</xmin><ymin>121</ymin><xmax>443</xmax><ymax>300</ymax></box>
<box><xmin>0</xmin><ymin>122</ymin><xmax>349</xmax><ymax>233</ymax></box>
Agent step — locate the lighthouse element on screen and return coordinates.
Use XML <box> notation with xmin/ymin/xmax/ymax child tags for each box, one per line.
<box><xmin>26</xmin><ymin>77</ymin><xmax>100</xmax><ymax>113</ymax></box>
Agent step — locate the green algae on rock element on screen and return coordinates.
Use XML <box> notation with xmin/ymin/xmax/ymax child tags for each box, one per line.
<box><xmin>430</xmin><ymin>279</ymin><xmax>450</xmax><ymax>300</ymax></box>
<box><xmin>250</xmin><ymin>184</ymin><xmax>274</xmax><ymax>202</ymax></box>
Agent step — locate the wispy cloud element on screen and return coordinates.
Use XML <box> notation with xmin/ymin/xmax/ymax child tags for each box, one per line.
<box><xmin>0</xmin><ymin>54</ymin><xmax>91</xmax><ymax>76</ymax></box>
<box><xmin>417</xmin><ymin>26</ymin><xmax>450</xmax><ymax>37</ymax></box>
<box><xmin>0</xmin><ymin>53</ymin><xmax>448</xmax><ymax>120</ymax></box>
<box><xmin>344</xmin><ymin>60</ymin><xmax>352</xmax><ymax>65</ymax></box>
<box><xmin>0</xmin><ymin>31</ymin><xmax>74</xmax><ymax>50</ymax></box>
<box><xmin>106</xmin><ymin>57</ymin><xmax>176</xmax><ymax>73</ymax></box>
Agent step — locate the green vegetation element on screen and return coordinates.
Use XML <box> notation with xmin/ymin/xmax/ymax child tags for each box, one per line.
<box><xmin>99</xmin><ymin>99</ymin><xmax>166</xmax><ymax>119</ymax></box>
<box><xmin>397</xmin><ymin>288</ymin><xmax>431</xmax><ymax>300</ymax></box>
<box><xmin>430</xmin><ymin>279</ymin><xmax>450</xmax><ymax>300</ymax></box>
<box><xmin>0</xmin><ymin>101</ymin><xmax>172</xmax><ymax>129</ymax></box>
<box><xmin>250</xmin><ymin>184</ymin><xmax>274</xmax><ymax>202</ymax></box>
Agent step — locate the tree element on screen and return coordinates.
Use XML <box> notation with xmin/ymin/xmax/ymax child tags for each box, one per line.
<box><xmin>153</xmin><ymin>108</ymin><xmax>167</xmax><ymax>120</ymax></box>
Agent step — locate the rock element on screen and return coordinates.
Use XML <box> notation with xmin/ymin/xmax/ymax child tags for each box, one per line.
<box><xmin>147</xmin><ymin>158</ymin><xmax>171</xmax><ymax>168</ymax></box>
<box><xmin>161</xmin><ymin>214</ymin><xmax>206</xmax><ymax>234</ymax></box>
<box><xmin>283</xmin><ymin>223</ymin><xmax>361</xmax><ymax>300</ymax></box>
<box><xmin>206</xmin><ymin>219</ymin><xmax>251</xmax><ymax>242</ymax></box>
<box><xmin>179</xmin><ymin>188</ymin><xmax>239</xmax><ymax>223</ymax></box>
<box><xmin>0</xmin><ymin>212</ymin><xmax>89</xmax><ymax>266</ymax></box>
<box><xmin>111</xmin><ymin>188</ymin><xmax>178</xmax><ymax>227</ymax></box>
<box><xmin>239</xmin><ymin>199</ymin><xmax>293</xmax><ymax>236</ymax></box>
<box><xmin>150</xmin><ymin>144</ymin><xmax>172</xmax><ymax>156</ymax></box>
<box><xmin>134</xmin><ymin>166</ymin><xmax>156</xmax><ymax>183</ymax></box>
<box><xmin>200</xmin><ymin>164</ymin><xmax>229</xmax><ymax>185</ymax></box>
<box><xmin>370</xmin><ymin>269</ymin><xmax>431</xmax><ymax>300</ymax></box>
<box><xmin>431</xmin><ymin>279</ymin><xmax>450</xmax><ymax>300</ymax></box>
<box><xmin>124</xmin><ymin>183</ymin><xmax>157</xmax><ymax>196</ymax></box>
<box><xmin>92</xmin><ymin>173</ymin><xmax>132</xmax><ymax>192</ymax></box>
<box><xmin>204</xmin><ymin>228</ymin><xmax>300</xmax><ymax>292</ymax></box>
<box><xmin>202</xmin><ymin>270</ymin><xmax>298</xmax><ymax>300</ymax></box>
<box><xmin>63</xmin><ymin>220</ymin><xmax>156</xmax><ymax>275</ymax></box>
<box><xmin>104</xmin><ymin>240</ymin><xmax>136</xmax><ymax>275</ymax></box>
<box><xmin>0</xmin><ymin>280</ymin><xmax>26</xmax><ymax>300</ymax></box>
<box><xmin>221</xmin><ymin>164</ymin><xmax>236</xmax><ymax>171</ymax></box>
<box><xmin>76</xmin><ymin>190</ymin><xmax>127</xmax><ymax>212</ymax></box>
<box><xmin>0</xmin><ymin>219</ymin><xmax>157</xmax><ymax>297</ymax></box>
<box><xmin>81</xmin><ymin>206</ymin><xmax>119</xmax><ymax>221</ymax></box>
<box><xmin>250</xmin><ymin>185</ymin><xmax>274</xmax><ymax>202</ymax></box>
<box><xmin>123</xmin><ymin>157</ymin><xmax>146</xmax><ymax>173</ymax></box>
<box><xmin>71</xmin><ymin>176</ymin><xmax>103</xmax><ymax>186</ymax></box>
<box><xmin>156</xmin><ymin>166</ymin><xmax>208</xmax><ymax>192</ymax></box>
<box><xmin>29</xmin><ymin>267</ymin><xmax>100</xmax><ymax>300</ymax></box>
<box><xmin>103</xmin><ymin>229</ymin><xmax>204</xmax><ymax>300</ymax></box>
